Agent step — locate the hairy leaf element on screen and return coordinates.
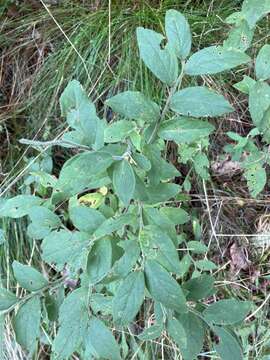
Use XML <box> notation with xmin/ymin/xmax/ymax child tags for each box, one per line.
<box><xmin>137</xmin><ymin>27</ymin><xmax>178</xmax><ymax>84</ymax></box>
<box><xmin>0</xmin><ymin>288</ymin><xmax>18</xmax><ymax>311</ymax></box>
<box><xmin>158</xmin><ymin>117</ymin><xmax>214</xmax><ymax>144</ymax></box>
<box><xmin>166</xmin><ymin>317</ymin><xmax>187</xmax><ymax>349</ymax></box>
<box><xmin>139</xmin><ymin>225</ymin><xmax>180</xmax><ymax>273</ymax></box>
<box><xmin>0</xmin><ymin>195</ymin><xmax>42</xmax><ymax>218</ymax></box>
<box><xmin>255</xmin><ymin>44</ymin><xmax>270</xmax><ymax>80</ymax></box>
<box><xmin>106</xmin><ymin>91</ymin><xmax>160</xmax><ymax>122</ymax></box>
<box><xmin>185</xmin><ymin>46</ymin><xmax>250</xmax><ymax>75</ymax></box>
<box><xmin>12</xmin><ymin>261</ymin><xmax>48</xmax><ymax>292</ymax></box>
<box><xmin>203</xmin><ymin>299</ymin><xmax>251</xmax><ymax>325</ymax></box>
<box><xmin>69</xmin><ymin>206</ymin><xmax>105</xmax><ymax>233</ymax></box>
<box><xmin>53</xmin><ymin>288</ymin><xmax>89</xmax><ymax>359</ymax></box>
<box><xmin>104</xmin><ymin>120</ymin><xmax>136</xmax><ymax>143</ymax></box>
<box><xmin>113</xmin><ymin>271</ymin><xmax>145</xmax><ymax>325</ymax></box>
<box><xmin>113</xmin><ymin>160</ymin><xmax>135</xmax><ymax>206</ymax></box>
<box><xmin>14</xmin><ymin>297</ymin><xmax>41</xmax><ymax>354</ymax></box>
<box><xmin>27</xmin><ymin>206</ymin><xmax>61</xmax><ymax>239</ymax></box>
<box><xmin>85</xmin><ymin>317</ymin><xmax>121</xmax><ymax>360</ymax></box>
<box><xmin>42</xmin><ymin>230</ymin><xmax>90</xmax><ymax>271</ymax></box>
<box><xmin>177</xmin><ymin>312</ymin><xmax>204</xmax><ymax>360</ymax></box>
<box><xmin>233</xmin><ymin>75</ymin><xmax>256</xmax><ymax>94</ymax></box>
<box><xmin>165</xmin><ymin>9</ymin><xmax>191</xmax><ymax>59</ymax></box>
<box><xmin>57</xmin><ymin>151</ymin><xmax>113</xmax><ymax>196</ymax></box>
<box><xmin>214</xmin><ymin>326</ymin><xmax>243</xmax><ymax>360</ymax></box>
<box><xmin>183</xmin><ymin>274</ymin><xmax>215</xmax><ymax>301</ymax></box>
<box><xmin>223</xmin><ymin>19</ymin><xmax>253</xmax><ymax>51</ymax></box>
<box><xmin>171</xmin><ymin>87</ymin><xmax>233</xmax><ymax>117</ymax></box>
<box><xmin>144</xmin><ymin>260</ymin><xmax>187</xmax><ymax>313</ymax></box>
<box><xmin>87</xmin><ymin>237</ymin><xmax>112</xmax><ymax>284</ymax></box>
<box><xmin>242</xmin><ymin>0</ymin><xmax>270</xmax><ymax>28</ymax></box>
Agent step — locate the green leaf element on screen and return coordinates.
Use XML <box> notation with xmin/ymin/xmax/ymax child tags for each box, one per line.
<box><xmin>27</xmin><ymin>206</ymin><xmax>61</xmax><ymax>239</ymax></box>
<box><xmin>213</xmin><ymin>326</ymin><xmax>243</xmax><ymax>360</ymax></box>
<box><xmin>144</xmin><ymin>144</ymin><xmax>180</xmax><ymax>184</ymax></box>
<box><xmin>244</xmin><ymin>161</ymin><xmax>266</xmax><ymax>197</ymax></box>
<box><xmin>106</xmin><ymin>91</ymin><xmax>160</xmax><ymax>122</ymax></box>
<box><xmin>136</xmin><ymin>27</ymin><xmax>178</xmax><ymax>85</ymax></box>
<box><xmin>60</xmin><ymin>80</ymin><xmax>102</xmax><ymax>147</ymax></box>
<box><xmin>186</xmin><ymin>241</ymin><xmax>208</xmax><ymax>254</ymax></box>
<box><xmin>171</xmin><ymin>86</ymin><xmax>233</xmax><ymax>117</ymax></box>
<box><xmin>42</xmin><ymin>230</ymin><xmax>90</xmax><ymax>271</ymax></box>
<box><xmin>249</xmin><ymin>81</ymin><xmax>270</xmax><ymax>129</ymax></box>
<box><xmin>138</xmin><ymin>325</ymin><xmax>163</xmax><ymax>341</ymax></box>
<box><xmin>0</xmin><ymin>195</ymin><xmax>42</xmax><ymax>218</ymax></box>
<box><xmin>166</xmin><ymin>317</ymin><xmax>187</xmax><ymax>349</ymax></box>
<box><xmin>185</xmin><ymin>46</ymin><xmax>250</xmax><ymax>75</ymax></box>
<box><xmin>196</xmin><ymin>259</ymin><xmax>217</xmax><ymax>271</ymax></box>
<box><xmin>94</xmin><ymin>213</ymin><xmax>136</xmax><ymax>238</ymax></box>
<box><xmin>85</xmin><ymin>317</ymin><xmax>121</xmax><ymax>360</ymax></box>
<box><xmin>69</xmin><ymin>206</ymin><xmax>105</xmax><ymax>233</ymax></box>
<box><xmin>233</xmin><ymin>75</ymin><xmax>256</xmax><ymax>94</ymax></box>
<box><xmin>113</xmin><ymin>271</ymin><xmax>145</xmax><ymax>325</ymax></box>
<box><xmin>158</xmin><ymin>117</ymin><xmax>214</xmax><ymax>144</ymax></box>
<box><xmin>160</xmin><ymin>207</ymin><xmax>190</xmax><ymax>225</ymax></box>
<box><xmin>14</xmin><ymin>296</ymin><xmax>41</xmax><ymax>354</ymax></box>
<box><xmin>145</xmin><ymin>183</ymin><xmax>180</xmax><ymax>204</ymax></box>
<box><xmin>0</xmin><ymin>229</ymin><xmax>5</xmax><ymax>245</ymax></box>
<box><xmin>60</xmin><ymin>80</ymin><xmax>90</xmax><ymax>117</ymax></box>
<box><xmin>139</xmin><ymin>225</ymin><xmax>180</xmax><ymax>274</ymax></box>
<box><xmin>0</xmin><ymin>315</ymin><xmax>4</xmax><ymax>359</ymax></box>
<box><xmin>183</xmin><ymin>274</ymin><xmax>215</xmax><ymax>301</ymax></box>
<box><xmin>223</xmin><ymin>19</ymin><xmax>254</xmax><ymax>51</ymax></box>
<box><xmin>0</xmin><ymin>288</ymin><xmax>18</xmax><ymax>311</ymax></box>
<box><xmin>143</xmin><ymin>207</ymin><xmax>177</xmax><ymax>244</ymax></box>
<box><xmin>242</xmin><ymin>0</ymin><xmax>270</xmax><ymax>28</ymax></box>
<box><xmin>132</xmin><ymin>152</ymin><xmax>151</xmax><ymax>172</ymax></box>
<box><xmin>57</xmin><ymin>151</ymin><xmax>113</xmax><ymax>196</ymax></box>
<box><xmin>144</xmin><ymin>260</ymin><xmax>187</xmax><ymax>313</ymax></box>
<box><xmin>177</xmin><ymin>312</ymin><xmax>204</xmax><ymax>360</ymax></box>
<box><xmin>87</xmin><ymin>237</ymin><xmax>112</xmax><ymax>284</ymax></box>
<box><xmin>104</xmin><ymin>120</ymin><xmax>136</xmax><ymax>143</ymax></box>
<box><xmin>194</xmin><ymin>152</ymin><xmax>210</xmax><ymax>180</ymax></box>
<box><xmin>90</xmin><ymin>294</ymin><xmax>113</xmax><ymax>315</ymax></box>
<box><xmin>255</xmin><ymin>44</ymin><xmax>270</xmax><ymax>81</ymax></box>
<box><xmin>165</xmin><ymin>9</ymin><xmax>191</xmax><ymax>59</ymax></box>
<box><xmin>53</xmin><ymin>288</ymin><xmax>89</xmax><ymax>359</ymax></box>
<box><xmin>203</xmin><ymin>299</ymin><xmax>251</xmax><ymax>325</ymax></box>
<box><xmin>113</xmin><ymin>160</ymin><xmax>135</xmax><ymax>206</ymax></box>
<box><xmin>12</xmin><ymin>261</ymin><xmax>48</xmax><ymax>292</ymax></box>
<box><xmin>112</xmin><ymin>240</ymin><xmax>140</xmax><ymax>278</ymax></box>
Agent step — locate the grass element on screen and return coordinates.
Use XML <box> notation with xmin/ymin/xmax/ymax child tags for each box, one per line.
<box><xmin>1</xmin><ymin>0</ymin><xmax>270</xmax><ymax>358</ymax></box>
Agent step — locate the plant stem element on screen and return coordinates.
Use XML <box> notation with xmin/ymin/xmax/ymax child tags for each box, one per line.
<box><xmin>147</xmin><ymin>60</ymin><xmax>186</xmax><ymax>144</ymax></box>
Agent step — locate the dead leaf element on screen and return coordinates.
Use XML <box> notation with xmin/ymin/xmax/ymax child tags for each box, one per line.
<box><xmin>230</xmin><ymin>242</ymin><xmax>249</xmax><ymax>271</ymax></box>
<box><xmin>211</xmin><ymin>155</ymin><xmax>241</xmax><ymax>177</ymax></box>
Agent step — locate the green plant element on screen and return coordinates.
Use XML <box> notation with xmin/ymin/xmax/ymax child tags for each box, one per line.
<box><xmin>225</xmin><ymin>45</ymin><xmax>270</xmax><ymax>197</ymax></box>
<box><xmin>0</xmin><ymin>5</ymin><xmax>266</xmax><ymax>360</ymax></box>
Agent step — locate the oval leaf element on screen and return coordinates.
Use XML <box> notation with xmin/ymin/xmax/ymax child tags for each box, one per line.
<box><xmin>165</xmin><ymin>9</ymin><xmax>191</xmax><ymax>59</ymax></box>
<box><xmin>171</xmin><ymin>87</ymin><xmax>234</xmax><ymax>117</ymax></box>
<box><xmin>113</xmin><ymin>271</ymin><xmax>145</xmax><ymax>325</ymax></box>
<box><xmin>113</xmin><ymin>160</ymin><xmax>135</xmax><ymax>206</ymax></box>
<box><xmin>144</xmin><ymin>260</ymin><xmax>187</xmax><ymax>313</ymax></box>
<box><xmin>185</xmin><ymin>46</ymin><xmax>250</xmax><ymax>75</ymax></box>
<box><xmin>12</xmin><ymin>261</ymin><xmax>48</xmax><ymax>292</ymax></box>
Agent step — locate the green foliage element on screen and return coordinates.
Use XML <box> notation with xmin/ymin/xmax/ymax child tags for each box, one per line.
<box><xmin>1</xmin><ymin>6</ymin><xmax>264</xmax><ymax>359</ymax></box>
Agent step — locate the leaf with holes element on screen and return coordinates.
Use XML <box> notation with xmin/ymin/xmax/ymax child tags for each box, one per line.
<box><xmin>185</xmin><ymin>46</ymin><xmax>250</xmax><ymax>75</ymax></box>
